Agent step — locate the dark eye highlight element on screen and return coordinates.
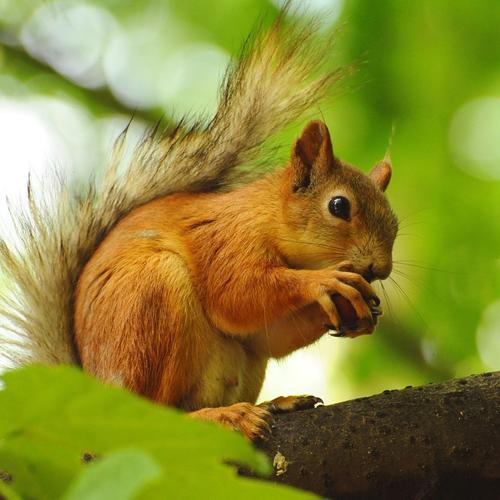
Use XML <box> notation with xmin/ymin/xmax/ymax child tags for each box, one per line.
<box><xmin>328</xmin><ymin>196</ymin><xmax>351</xmax><ymax>220</ymax></box>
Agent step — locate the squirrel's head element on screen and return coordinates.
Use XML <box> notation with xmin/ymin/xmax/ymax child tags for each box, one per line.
<box><xmin>279</xmin><ymin>120</ymin><xmax>398</xmax><ymax>283</ymax></box>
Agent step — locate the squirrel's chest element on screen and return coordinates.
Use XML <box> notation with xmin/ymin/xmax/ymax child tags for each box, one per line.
<box><xmin>181</xmin><ymin>334</ymin><xmax>267</xmax><ymax>410</ymax></box>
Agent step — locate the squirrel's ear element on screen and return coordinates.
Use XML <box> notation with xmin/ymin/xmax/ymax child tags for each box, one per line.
<box><xmin>290</xmin><ymin>120</ymin><xmax>335</xmax><ymax>191</ymax></box>
<box><xmin>369</xmin><ymin>159</ymin><xmax>392</xmax><ymax>192</ymax></box>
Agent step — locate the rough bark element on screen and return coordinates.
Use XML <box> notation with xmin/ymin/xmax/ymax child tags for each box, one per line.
<box><xmin>253</xmin><ymin>372</ymin><xmax>500</xmax><ymax>499</ymax></box>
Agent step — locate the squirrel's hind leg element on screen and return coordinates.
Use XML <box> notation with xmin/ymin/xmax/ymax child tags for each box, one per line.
<box><xmin>75</xmin><ymin>248</ymin><xmax>206</xmax><ymax>405</ymax></box>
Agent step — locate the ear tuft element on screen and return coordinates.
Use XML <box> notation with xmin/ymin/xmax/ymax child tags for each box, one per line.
<box><xmin>369</xmin><ymin>160</ymin><xmax>392</xmax><ymax>192</ymax></box>
<box><xmin>290</xmin><ymin>120</ymin><xmax>335</xmax><ymax>191</ymax></box>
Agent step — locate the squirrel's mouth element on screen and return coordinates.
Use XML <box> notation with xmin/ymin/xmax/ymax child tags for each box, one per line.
<box><xmin>362</xmin><ymin>269</ymin><xmax>375</xmax><ymax>283</ymax></box>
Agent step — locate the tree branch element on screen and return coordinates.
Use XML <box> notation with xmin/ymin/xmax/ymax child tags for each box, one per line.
<box><xmin>1</xmin><ymin>43</ymin><xmax>162</xmax><ymax>124</ymax></box>
<box><xmin>251</xmin><ymin>372</ymin><xmax>500</xmax><ymax>499</ymax></box>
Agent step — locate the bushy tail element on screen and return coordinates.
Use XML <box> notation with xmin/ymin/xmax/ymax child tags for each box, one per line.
<box><xmin>0</xmin><ymin>8</ymin><xmax>346</xmax><ymax>366</ymax></box>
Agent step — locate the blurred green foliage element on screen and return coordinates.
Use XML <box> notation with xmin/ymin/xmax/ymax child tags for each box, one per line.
<box><xmin>0</xmin><ymin>365</ymin><xmax>312</xmax><ymax>499</ymax></box>
<box><xmin>0</xmin><ymin>0</ymin><xmax>499</xmax><ymax>400</ymax></box>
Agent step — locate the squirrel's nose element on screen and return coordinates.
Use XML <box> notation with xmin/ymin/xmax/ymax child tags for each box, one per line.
<box><xmin>362</xmin><ymin>262</ymin><xmax>392</xmax><ymax>283</ymax></box>
<box><xmin>362</xmin><ymin>264</ymin><xmax>376</xmax><ymax>283</ymax></box>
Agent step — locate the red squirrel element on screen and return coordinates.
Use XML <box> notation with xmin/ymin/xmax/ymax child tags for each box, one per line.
<box><xmin>0</xmin><ymin>9</ymin><xmax>397</xmax><ymax>440</ymax></box>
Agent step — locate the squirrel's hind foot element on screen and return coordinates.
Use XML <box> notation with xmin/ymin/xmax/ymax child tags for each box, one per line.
<box><xmin>189</xmin><ymin>403</ymin><xmax>272</xmax><ymax>441</ymax></box>
<box><xmin>259</xmin><ymin>394</ymin><xmax>323</xmax><ymax>414</ymax></box>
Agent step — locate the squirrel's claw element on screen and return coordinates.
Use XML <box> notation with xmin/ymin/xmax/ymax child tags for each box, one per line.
<box><xmin>325</xmin><ymin>323</ymin><xmax>346</xmax><ymax>337</ymax></box>
<box><xmin>259</xmin><ymin>394</ymin><xmax>324</xmax><ymax>414</ymax></box>
<box><xmin>329</xmin><ymin>331</ymin><xmax>346</xmax><ymax>337</ymax></box>
<box><xmin>368</xmin><ymin>297</ymin><xmax>382</xmax><ymax>316</ymax></box>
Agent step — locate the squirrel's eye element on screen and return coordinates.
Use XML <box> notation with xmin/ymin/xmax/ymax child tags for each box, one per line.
<box><xmin>328</xmin><ymin>196</ymin><xmax>351</xmax><ymax>220</ymax></box>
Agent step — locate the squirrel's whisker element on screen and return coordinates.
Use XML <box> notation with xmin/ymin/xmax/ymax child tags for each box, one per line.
<box><xmin>379</xmin><ymin>280</ymin><xmax>392</xmax><ymax>316</ymax></box>
<box><xmin>388</xmin><ymin>276</ymin><xmax>428</xmax><ymax>329</ymax></box>
<box><xmin>393</xmin><ymin>261</ymin><xmax>456</xmax><ymax>274</ymax></box>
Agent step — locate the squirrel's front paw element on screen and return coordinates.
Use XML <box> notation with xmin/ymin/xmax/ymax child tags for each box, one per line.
<box><xmin>326</xmin><ymin>294</ymin><xmax>382</xmax><ymax>338</ymax></box>
<box><xmin>311</xmin><ymin>265</ymin><xmax>380</xmax><ymax>338</ymax></box>
<box><xmin>189</xmin><ymin>403</ymin><xmax>272</xmax><ymax>441</ymax></box>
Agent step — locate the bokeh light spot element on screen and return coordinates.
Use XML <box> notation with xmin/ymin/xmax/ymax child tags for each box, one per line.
<box><xmin>272</xmin><ymin>0</ymin><xmax>344</xmax><ymax>28</ymax></box>
<box><xmin>261</xmin><ymin>350</ymin><xmax>330</xmax><ymax>403</ymax></box>
<box><xmin>0</xmin><ymin>98</ymin><xmax>57</xmax><ymax>195</ymax></box>
<box><xmin>104</xmin><ymin>26</ymin><xmax>167</xmax><ymax>109</ymax></box>
<box><xmin>21</xmin><ymin>2</ymin><xmax>119</xmax><ymax>88</ymax></box>
<box><xmin>0</xmin><ymin>96</ymin><xmax>99</xmax><ymax>230</ymax></box>
<box><xmin>476</xmin><ymin>299</ymin><xmax>500</xmax><ymax>370</ymax></box>
<box><xmin>159</xmin><ymin>43</ymin><xmax>230</xmax><ymax>118</ymax></box>
<box><xmin>449</xmin><ymin>97</ymin><xmax>500</xmax><ymax>181</ymax></box>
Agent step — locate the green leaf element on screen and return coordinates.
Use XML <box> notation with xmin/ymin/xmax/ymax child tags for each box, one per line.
<box><xmin>0</xmin><ymin>365</ymin><xmax>313</xmax><ymax>499</ymax></box>
<box><xmin>63</xmin><ymin>449</ymin><xmax>161</xmax><ymax>500</ymax></box>
<box><xmin>0</xmin><ymin>479</ymin><xmax>22</xmax><ymax>500</ymax></box>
